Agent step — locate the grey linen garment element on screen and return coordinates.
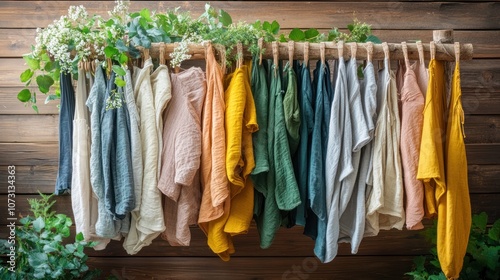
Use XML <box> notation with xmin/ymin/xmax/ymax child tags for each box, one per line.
<box><xmin>55</xmin><ymin>72</ymin><xmax>75</xmax><ymax>195</ymax></box>
<box><xmin>86</xmin><ymin>66</ymin><xmax>124</xmax><ymax>239</ymax></box>
<box><xmin>338</xmin><ymin>60</ymin><xmax>377</xmax><ymax>254</ymax></box>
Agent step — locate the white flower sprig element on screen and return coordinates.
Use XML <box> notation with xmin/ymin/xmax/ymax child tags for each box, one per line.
<box><xmin>33</xmin><ymin>5</ymin><xmax>107</xmax><ymax>73</ymax></box>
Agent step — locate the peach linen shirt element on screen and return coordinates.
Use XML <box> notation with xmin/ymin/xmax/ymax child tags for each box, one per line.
<box><xmin>198</xmin><ymin>44</ymin><xmax>229</xmax><ymax>229</ymax></box>
<box><xmin>158</xmin><ymin>67</ymin><xmax>206</xmax><ymax>246</ymax></box>
<box><xmin>400</xmin><ymin>52</ymin><xmax>426</xmax><ymax>230</ymax></box>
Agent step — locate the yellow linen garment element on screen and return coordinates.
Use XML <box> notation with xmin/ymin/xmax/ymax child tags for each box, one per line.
<box><xmin>439</xmin><ymin>46</ymin><xmax>471</xmax><ymax>279</ymax></box>
<box><xmin>417</xmin><ymin>46</ymin><xmax>471</xmax><ymax>279</ymax></box>
<box><xmin>206</xmin><ymin>64</ymin><xmax>258</xmax><ymax>261</ymax></box>
<box><xmin>417</xmin><ymin>58</ymin><xmax>446</xmax><ymax>219</ymax></box>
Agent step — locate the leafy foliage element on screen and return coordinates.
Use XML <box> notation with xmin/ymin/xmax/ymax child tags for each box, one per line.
<box><xmin>18</xmin><ymin>1</ymin><xmax>382</xmax><ymax>111</ymax></box>
<box><xmin>0</xmin><ymin>193</ymin><xmax>100</xmax><ymax>279</ymax></box>
<box><xmin>406</xmin><ymin>212</ymin><xmax>500</xmax><ymax>280</ymax></box>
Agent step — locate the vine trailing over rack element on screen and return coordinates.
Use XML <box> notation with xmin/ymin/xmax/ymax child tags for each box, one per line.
<box><xmin>18</xmin><ymin>0</ymin><xmax>380</xmax><ymax>111</ymax></box>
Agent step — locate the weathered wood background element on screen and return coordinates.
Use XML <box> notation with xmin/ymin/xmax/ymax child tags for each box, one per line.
<box><xmin>0</xmin><ymin>1</ymin><xmax>499</xmax><ymax>279</ymax></box>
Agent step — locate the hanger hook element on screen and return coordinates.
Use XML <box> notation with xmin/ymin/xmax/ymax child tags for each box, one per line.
<box><xmin>337</xmin><ymin>41</ymin><xmax>344</xmax><ymax>59</ymax></box>
<box><xmin>401</xmin><ymin>41</ymin><xmax>409</xmax><ymax>68</ymax></box>
<box><xmin>430</xmin><ymin>41</ymin><xmax>436</xmax><ymax>60</ymax></box>
<box><xmin>382</xmin><ymin>42</ymin><xmax>389</xmax><ymax>60</ymax></box>
<box><xmin>237</xmin><ymin>42</ymin><xmax>243</xmax><ymax>68</ymax></box>
<box><xmin>320</xmin><ymin>42</ymin><xmax>326</xmax><ymax>65</ymax></box>
<box><xmin>350</xmin><ymin>42</ymin><xmax>357</xmax><ymax>60</ymax></box>
<box><xmin>258</xmin><ymin>38</ymin><xmax>263</xmax><ymax>65</ymax></box>
<box><xmin>288</xmin><ymin>41</ymin><xmax>295</xmax><ymax>64</ymax></box>
<box><xmin>304</xmin><ymin>42</ymin><xmax>310</xmax><ymax>67</ymax></box>
<box><xmin>272</xmin><ymin>41</ymin><xmax>279</xmax><ymax>75</ymax></box>
<box><xmin>416</xmin><ymin>41</ymin><xmax>425</xmax><ymax>64</ymax></box>
<box><xmin>364</xmin><ymin>42</ymin><xmax>373</xmax><ymax>63</ymax></box>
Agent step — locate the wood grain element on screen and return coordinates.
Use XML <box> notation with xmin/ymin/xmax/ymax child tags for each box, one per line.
<box><xmin>466</xmin><ymin>144</ymin><xmax>500</xmax><ymax>165</ymax></box>
<box><xmin>0</xmin><ymin>115</ymin><xmax>58</xmax><ymax>142</ymax></box>
<box><xmin>85</xmin><ymin>256</ymin><xmax>415</xmax><ymax>280</ymax></box>
<box><xmin>0</xmin><ymin>165</ymin><xmax>57</xmax><ymax>194</ymax></box>
<box><xmin>0</xmin><ymin>2</ymin><xmax>499</xmax><ymax>30</ymax></box>
<box><xmin>0</xmin><ymin>142</ymin><xmax>58</xmax><ymax>165</ymax></box>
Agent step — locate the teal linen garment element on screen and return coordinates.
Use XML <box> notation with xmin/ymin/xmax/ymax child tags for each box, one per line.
<box><xmin>293</xmin><ymin>61</ymin><xmax>314</xmax><ymax>227</ymax></box>
<box><xmin>306</xmin><ymin>60</ymin><xmax>333</xmax><ymax>262</ymax></box>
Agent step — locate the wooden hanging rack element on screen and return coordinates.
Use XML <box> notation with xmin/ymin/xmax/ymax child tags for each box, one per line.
<box><xmin>137</xmin><ymin>40</ymin><xmax>472</xmax><ymax>62</ymax></box>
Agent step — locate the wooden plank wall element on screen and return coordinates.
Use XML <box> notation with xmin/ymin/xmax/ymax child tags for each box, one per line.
<box><xmin>0</xmin><ymin>1</ymin><xmax>499</xmax><ymax>279</ymax></box>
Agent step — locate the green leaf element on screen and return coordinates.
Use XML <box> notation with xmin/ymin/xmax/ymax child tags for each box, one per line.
<box><xmin>279</xmin><ymin>34</ymin><xmax>288</xmax><ymax>42</ymax></box>
<box><xmin>65</xmin><ymin>243</ymin><xmax>76</xmax><ymax>253</ymax></box>
<box><xmin>115</xmin><ymin>77</ymin><xmax>126</xmax><ymax>87</ymax></box>
<box><xmin>488</xmin><ymin>219</ymin><xmax>500</xmax><ymax>241</ymax></box>
<box><xmin>262</xmin><ymin>21</ymin><xmax>271</xmax><ymax>32</ymax></box>
<box><xmin>32</xmin><ymin>104</ymin><xmax>39</xmax><ymax>114</ymax></box>
<box><xmin>366</xmin><ymin>34</ymin><xmax>382</xmax><ymax>44</ymax></box>
<box><xmin>140</xmin><ymin>8</ymin><xmax>152</xmax><ymax>22</ymax></box>
<box><xmin>32</xmin><ymin>217</ymin><xmax>45</xmax><ymax>232</ymax></box>
<box><xmin>328</xmin><ymin>28</ymin><xmax>341</xmax><ymax>41</ymax></box>
<box><xmin>271</xmin><ymin>20</ymin><xmax>280</xmax><ymax>34</ymax></box>
<box><xmin>43</xmin><ymin>244</ymin><xmax>57</xmax><ymax>253</ymax></box>
<box><xmin>19</xmin><ymin>216</ymin><xmax>32</xmax><ymax>225</ymax></box>
<box><xmin>347</xmin><ymin>23</ymin><xmax>354</xmax><ymax>32</ymax></box>
<box><xmin>304</xmin><ymin>28</ymin><xmax>320</xmax><ymax>39</ymax></box>
<box><xmin>75</xmin><ymin>232</ymin><xmax>84</xmax><ymax>242</ymax></box>
<box><xmin>482</xmin><ymin>246</ymin><xmax>500</xmax><ymax>270</ymax></box>
<box><xmin>472</xmin><ymin>212</ymin><xmax>488</xmax><ymax>232</ymax></box>
<box><xmin>289</xmin><ymin>28</ymin><xmax>305</xmax><ymax>41</ymax></box>
<box><xmin>44</xmin><ymin>61</ymin><xmax>56</xmax><ymax>72</ymax></box>
<box><xmin>119</xmin><ymin>53</ymin><xmax>128</xmax><ymax>65</ymax></box>
<box><xmin>20</xmin><ymin>69</ymin><xmax>34</xmax><ymax>83</ymax></box>
<box><xmin>252</xmin><ymin>20</ymin><xmax>262</xmax><ymax>30</ymax></box>
<box><xmin>36</xmin><ymin>75</ymin><xmax>54</xmax><ymax>94</ymax></box>
<box><xmin>112</xmin><ymin>65</ymin><xmax>126</xmax><ymax>76</ymax></box>
<box><xmin>17</xmin><ymin>89</ymin><xmax>32</xmax><ymax>102</ymax></box>
<box><xmin>139</xmin><ymin>17</ymin><xmax>149</xmax><ymax>29</ymax></box>
<box><xmin>40</xmin><ymin>53</ymin><xmax>51</xmax><ymax>62</ymax></box>
<box><xmin>105</xmin><ymin>19</ymin><xmax>115</xmax><ymax>27</ymax></box>
<box><xmin>23</xmin><ymin>55</ymin><xmax>40</xmax><ymax>69</ymax></box>
<box><xmin>115</xmin><ymin>39</ymin><xmax>129</xmax><ymax>52</ymax></box>
<box><xmin>430</xmin><ymin>259</ymin><xmax>441</xmax><ymax>269</ymax></box>
<box><xmin>358</xmin><ymin>34</ymin><xmax>367</xmax><ymax>42</ymax></box>
<box><xmin>104</xmin><ymin>46</ymin><xmax>119</xmax><ymax>58</ymax></box>
<box><xmin>218</xmin><ymin>9</ymin><xmax>232</xmax><ymax>27</ymax></box>
<box><xmin>28</xmin><ymin>252</ymin><xmax>48</xmax><ymax>267</ymax></box>
<box><xmin>44</xmin><ymin>94</ymin><xmax>58</xmax><ymax>104</ymax></box>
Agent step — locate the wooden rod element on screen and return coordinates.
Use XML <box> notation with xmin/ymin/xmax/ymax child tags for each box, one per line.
<box><xmin>138</xmin><ymin>41</ymin><xmax>473</xmax><ymax>62</ymax></box>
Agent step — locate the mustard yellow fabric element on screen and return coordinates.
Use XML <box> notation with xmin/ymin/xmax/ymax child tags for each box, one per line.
<box><xmin>417</xmin><ymin>59</ymin><xmax>446</xmax><ymax>218</ymax></box>
<box><xmin>206</xmin><ymin>64</ymin><xmax>258</xmax><ymax>261</ymax></box>
<box><xmin>439</xmin><ymin>59</ymin><xmax>471</xmax><ymax>279</ymax></box>
<box><xmin>417</xmin><ymin>58</ymin><xmax>471</xmax><ymax>279</ymax></box>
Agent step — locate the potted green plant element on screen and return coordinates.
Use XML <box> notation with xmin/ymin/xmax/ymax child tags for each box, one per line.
<box><xmin>406</xmin><ymin>212</ymin><xmax>500</xmax><ymax>280</ymax></box>
<box><xmin>0</xmin><ymin>193</ymin><xmax>100</xmax><ymax>279</ymax></box>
